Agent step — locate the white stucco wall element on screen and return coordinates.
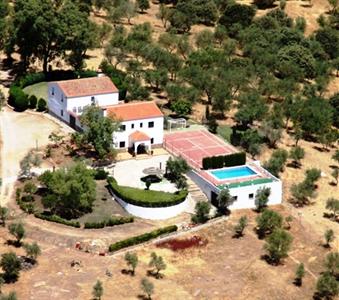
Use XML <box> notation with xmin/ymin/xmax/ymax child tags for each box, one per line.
<box><xmin>113</xmin><ymin>117</ymin><xmax>164</xmax><ymax>149</ymax></box>
<box><xmin>47</xmin><ymin>82</ymin><xmax>119</xmax><ymax>123</ymax></box>
<box><xmin>188</xmin><ymin>170</ymin><xmax>282</xmax><ymax>210</ymax></box>
<box><xmin>66</xmin><ymin>93</ymin><xmax>119</xmax><ymax>113</ymax></box>
<box><xmin>227</xmin><ymin>180</ymin><xmax>282</xmax><ymax>210</ymax></box>
<box><xmin>48</xmin><ymin>82</ymin><xmax>68</xmax><ymax>122</ymax></box>
<box><xmin>114</xmin><ymin>193</ymin><xmax>188</xmax><ymax>220</ymax></box>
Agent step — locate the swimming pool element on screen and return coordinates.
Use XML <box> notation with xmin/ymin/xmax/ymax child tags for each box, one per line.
<box><xmin>210</xmin><ymin>166</ymin><xmax>257</xmax><ymax>181</ymax></box>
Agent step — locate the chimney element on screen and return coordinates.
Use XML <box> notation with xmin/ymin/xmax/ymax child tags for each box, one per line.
<box><xmin>102</xmin><ymin>108</ymin><xmax>107</xmax><ymax>117</ymax></box>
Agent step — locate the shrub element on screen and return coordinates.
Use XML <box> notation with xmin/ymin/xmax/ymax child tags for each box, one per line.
<box><xmin>34</xmin><ymin>213</ymin><xmax>80</xmax><ymax>228</ymax></box>
<box><xmin>84</xmin><ymin>216</ymin><xmax>134</xmax><ymax>229</ymax></box>
<box><xmin>191</xmin><ymin>201</ymin><xmax>211</xmax><ymax>224</ymax></box>
<box><xmin>28</xmin><ymin>95</ymin><xmax>38</xmax><ymax>109</ymax></box>
<box><xmin>108</xmin><ymin>178</ymin><xmax>187</xmax><ymax>207</ymax></box>
<box><xmin>9</xmin><ymin>86</ymin><xmax>28</xmax><ymax>111</ymax></box>
<box><xmin>37</xmin><ymin>98</ymin><xmax>47</xmax><ymax>112</ymax></box>
<box><xmin>94</xmin><ymin>168</ymin><xmax>109</xmax><ymax>180</ymax></box>
<box><xmin>109</xmin><ymin>225</ymin><xmax>178</xmax><ymax>252</ymax></box>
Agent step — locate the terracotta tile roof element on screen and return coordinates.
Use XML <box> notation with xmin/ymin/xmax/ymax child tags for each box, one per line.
<box><xmin>129</xmin><ymin>131</ymin><xmax>150</xmax><ymax>141</ymax></box>
<box><xmin>106</xmin><ymin>101</ymin><xmax>163</xmax><ymax>121</ymax></box>
<box><xmin>55</xmin><ymin>76</ymin><xmax>118</xmax><ymax>98</ymax></box>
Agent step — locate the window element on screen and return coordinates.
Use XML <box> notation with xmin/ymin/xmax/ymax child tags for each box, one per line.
<box><xmin>73</xmin><ymin>107</ymin><xmax>77</xmax><ymax>113</ymax></box>
<box><xmin>151</xmin><ymin>138</ymin><xmax>154</xmax><ymax>144</ymax></box>
<box><xmin>232</xmin><ymin>196</ymin><xmax>238</xmax><ymax>201</ymax></box>
<box><xmin>120</xmin><ymin>125</ymin><xmax>126</xmax><ymax>131</ymax></box>
<box><xmin>148</xmin><ymin>121</ymin><xmax>154</xmax><ymax>128</ymax></box>
<box><xmin>78</xmin><ymin>107</ymin><xmax>83</xmax><ymax>113</ymax></box>
<box><xmin>131</xmin><ymin>124</ymin><xmax>135</xmax><ymax>129</ymax></box>
<box><xmin>119</xmin><ymin>141</ymin><xmax>125</xmax><ymax>148</ymax></box>
<box><xmin>249</xmin><ymin>193</ymin><xmax>254</xmax><ymax>199</ymax></box>
<box><xmin>140</xmin><ymin>122</ymin><xmax>143</xmax><ymax>128</ymax></box>
<box><xmin>51</xmin><ymin>87</ymin><xmax>55</xmax><ymax>95</ymax></box>
<box><xmin>60</xmin><ymin>109</ymin><xmax>63</xmax><ymax>117</ymax></box>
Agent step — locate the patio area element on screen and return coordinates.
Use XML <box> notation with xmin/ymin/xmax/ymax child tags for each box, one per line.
<box><xmin>111</xmin><ymin>154</ymin><xmax>177</xmax><ymax>193</ymax></box>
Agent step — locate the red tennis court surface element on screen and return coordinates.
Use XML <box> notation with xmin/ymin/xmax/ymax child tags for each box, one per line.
<box><xmin>164</xmin><ymin>130</ymin><xmax>238</xmax><ymax>169</ymax></box>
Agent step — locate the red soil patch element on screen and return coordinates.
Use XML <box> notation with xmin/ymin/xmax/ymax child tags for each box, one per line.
<box><xmin>156</xmin><ymin>235</ymin><xmax>208</xmax><ymax>251</ymax></box>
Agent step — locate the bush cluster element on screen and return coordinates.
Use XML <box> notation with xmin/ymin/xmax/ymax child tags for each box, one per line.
<box><xmin>16</xmin><ymin>199</ymin><xmax>35</xmax><ymax>214</ymax></box>
<box><xmin>84</xmin><ymin>216</ymin><xmax>134</xmax><ymax>229</ymax></box>
<box><xmin>34</xmin><ymin>213</ymin><xmax>81</xmax><ymax>228</ymax></box>
<box><xmin>108</xmin><ymin>178</ymin><xmax>187</xmax><ymax>208</ymax></box>
<box><xmin>202</xmin><ymin>152</ymin><xmax>246</xmax><ymax>170</ymax></box>
<box><xmin>108</xmin><ymin>225</ymin><xmax>178</xmax><ymax>252</ymax></box>
<box><xmin>94</xmin><ymin>168</ymin><xmax>109</xmax><ymax>180</ymax></box>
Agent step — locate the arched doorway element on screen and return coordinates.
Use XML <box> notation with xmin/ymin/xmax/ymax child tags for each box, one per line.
<box><xmin>137</xmin><ymin>143</ymin><xmax>147</xmax><ymax>154</ymax></box>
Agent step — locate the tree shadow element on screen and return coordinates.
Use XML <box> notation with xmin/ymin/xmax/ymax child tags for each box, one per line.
<box><xmin>121</xmin><ymin>269</ymin><xmax>134</xmax><ymax>276</ymax></box>
<box><xmin>147</xmin><ymin>269</ymin><xmax>163</xmax><ymax>279</ymax></box>
<box><xmin>232</xmin><ymin>233</ymin><xmax>244</xmax><ymax>239</ymax></box>
<box><xmin>260</xmin><ymin>254</ymin><xmax>282</xmax><ymax>266</ymax></box>
<box><xmin>323</xmin><ymin>212</ymin><xmax>339</xmax><ymax>223</ymax></box>
<box><xmin>5</xmin><ymin>239</ymin><xmax>21</xmax><ymax>248</ymax></box>
<box><xmin>137</xmin><ymin>295</ymin><xmax>150</xmax><ymax>300</ymax></box>
<box><xmin>312</xmin><ymin>145</ymin><xmax>329</xmax><ymax>152</ymax></box>
<box><xmin>328</xmin><ymin>181</ymin><xmax>337</xmax><ymax>187</ymax></box>
<box><xmin>286</xmin><ymin>162</ymin><xmax>301</xmax><ymax>169</ymax></box>
<box><xmin>293</xmin><ymin>278</ymin><xmax>302</xmax><ymax>287</ymax></box>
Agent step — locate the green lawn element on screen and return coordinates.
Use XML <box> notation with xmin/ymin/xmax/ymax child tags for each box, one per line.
<box><xmin>217</xmin><ymin>125</ymin><xmax>232</xmax><ymax>143</ymax></box>
<box><xmin>23</xmin><ymin>81</ymin><xmax>48</xmax><ymax>100</ymax></box>
<box><xmin>75</xmin><ymin>180</ymin><xmax>130</xmax><ymax>223</ymax></box>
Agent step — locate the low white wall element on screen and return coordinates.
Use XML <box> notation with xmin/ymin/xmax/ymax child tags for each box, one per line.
<box><xmin>113</xmin><ymin>193</ymin><xmax>189</xmax><ymax>220</ymax></box>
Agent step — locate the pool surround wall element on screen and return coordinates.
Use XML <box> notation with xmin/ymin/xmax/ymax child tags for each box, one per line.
<box><xmin>188</xmin><ymin>169</ymin><xmax>282</xmax><ymax>210</ymax></box>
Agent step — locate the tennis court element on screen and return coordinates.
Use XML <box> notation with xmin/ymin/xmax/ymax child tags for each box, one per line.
<box><xmin>164</xmin><ymin>130</ymin><xmax>238</xmax><ymax>169</ymax></box>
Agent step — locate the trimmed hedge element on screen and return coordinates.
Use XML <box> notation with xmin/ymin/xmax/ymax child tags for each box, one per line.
<box><xmin>34</xmin><ymin>213</ymin><xmax>81</xmax><ymax>228</ymax></box>
<box><xmin>202</xmin><ymin>152</ymin><xmax>246</xmax><ymax>170</ymax></box>
<box><xmin>84</xmin><ymin>216</ymin><xmax>134</xmax><ymax>229</ymax></box>
<box><xmin>109</xmin><ymin>225</ymin><xmax>178</xmax><ymax>252</ymax></box>
<box><xmin>108</xmin><ymin>178</ymin><xmax>187</xmax><ymax>207</ymax></box>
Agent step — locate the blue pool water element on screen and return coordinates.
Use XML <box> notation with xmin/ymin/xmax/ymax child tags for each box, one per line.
<box><xmin>210</xmin><ymin>166</ymin><xmax>256</xmax><ymax>180</ymax></box>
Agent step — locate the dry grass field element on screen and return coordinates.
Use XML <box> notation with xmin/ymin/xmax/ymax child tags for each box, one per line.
<box><xmin>1</xmin><ymin>206</ymin><xmax>333</xmax><ymax>300</ymax></box>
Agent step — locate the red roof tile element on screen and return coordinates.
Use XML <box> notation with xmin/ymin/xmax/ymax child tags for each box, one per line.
<box><xmin>129</xmin><ymin>131</ymin><xmax>150</xmax><ymax>141</ymax></box>
<box><xmin>55</xmin><ymin>76</ymin><xmax>118</xmax><ymax>98</ymax></box>
<box><xmin>106</xmin><ymin>101</ymin><xmax>163</xmax><ymax>121</ymax></box>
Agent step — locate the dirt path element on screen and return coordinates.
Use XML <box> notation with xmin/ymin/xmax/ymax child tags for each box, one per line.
<box><xmin>0</xmin><ymin>109</ymin><xmax>63</xmax><ymax>206</ymax></box>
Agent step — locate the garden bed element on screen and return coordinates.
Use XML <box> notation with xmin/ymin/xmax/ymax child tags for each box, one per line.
<box><xmin>108</xmin><ymin>177</ymin><xmax>187</xmax><ymax>208</ymax></box>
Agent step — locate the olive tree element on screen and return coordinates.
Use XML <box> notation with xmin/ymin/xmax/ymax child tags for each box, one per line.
<box><xmin>263</xmin><ymin>229</ymin><xmax>293</xmax><ymax>264</ymax></box>
<box><xmin>124</xmin><ymin>252</ymin><xmax>138</xmax><ymax>275</ymax></box>
<box><xmin>0</xmin><ymin>252</ymin><xmax>21</xmax><ymax>282</ymax></box>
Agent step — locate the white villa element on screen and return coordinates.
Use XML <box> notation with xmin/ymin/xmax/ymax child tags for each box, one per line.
<box><xmin>48</xmin><ymin>76</ymin><xmax>164</xmax><ymax>153</ymax></box>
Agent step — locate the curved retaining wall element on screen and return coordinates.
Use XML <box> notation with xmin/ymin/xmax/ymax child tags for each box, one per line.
<box><xmin>113</xmin><ymin>193</ymin><xmax>189</xmax><ymax>220</ymax></box>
